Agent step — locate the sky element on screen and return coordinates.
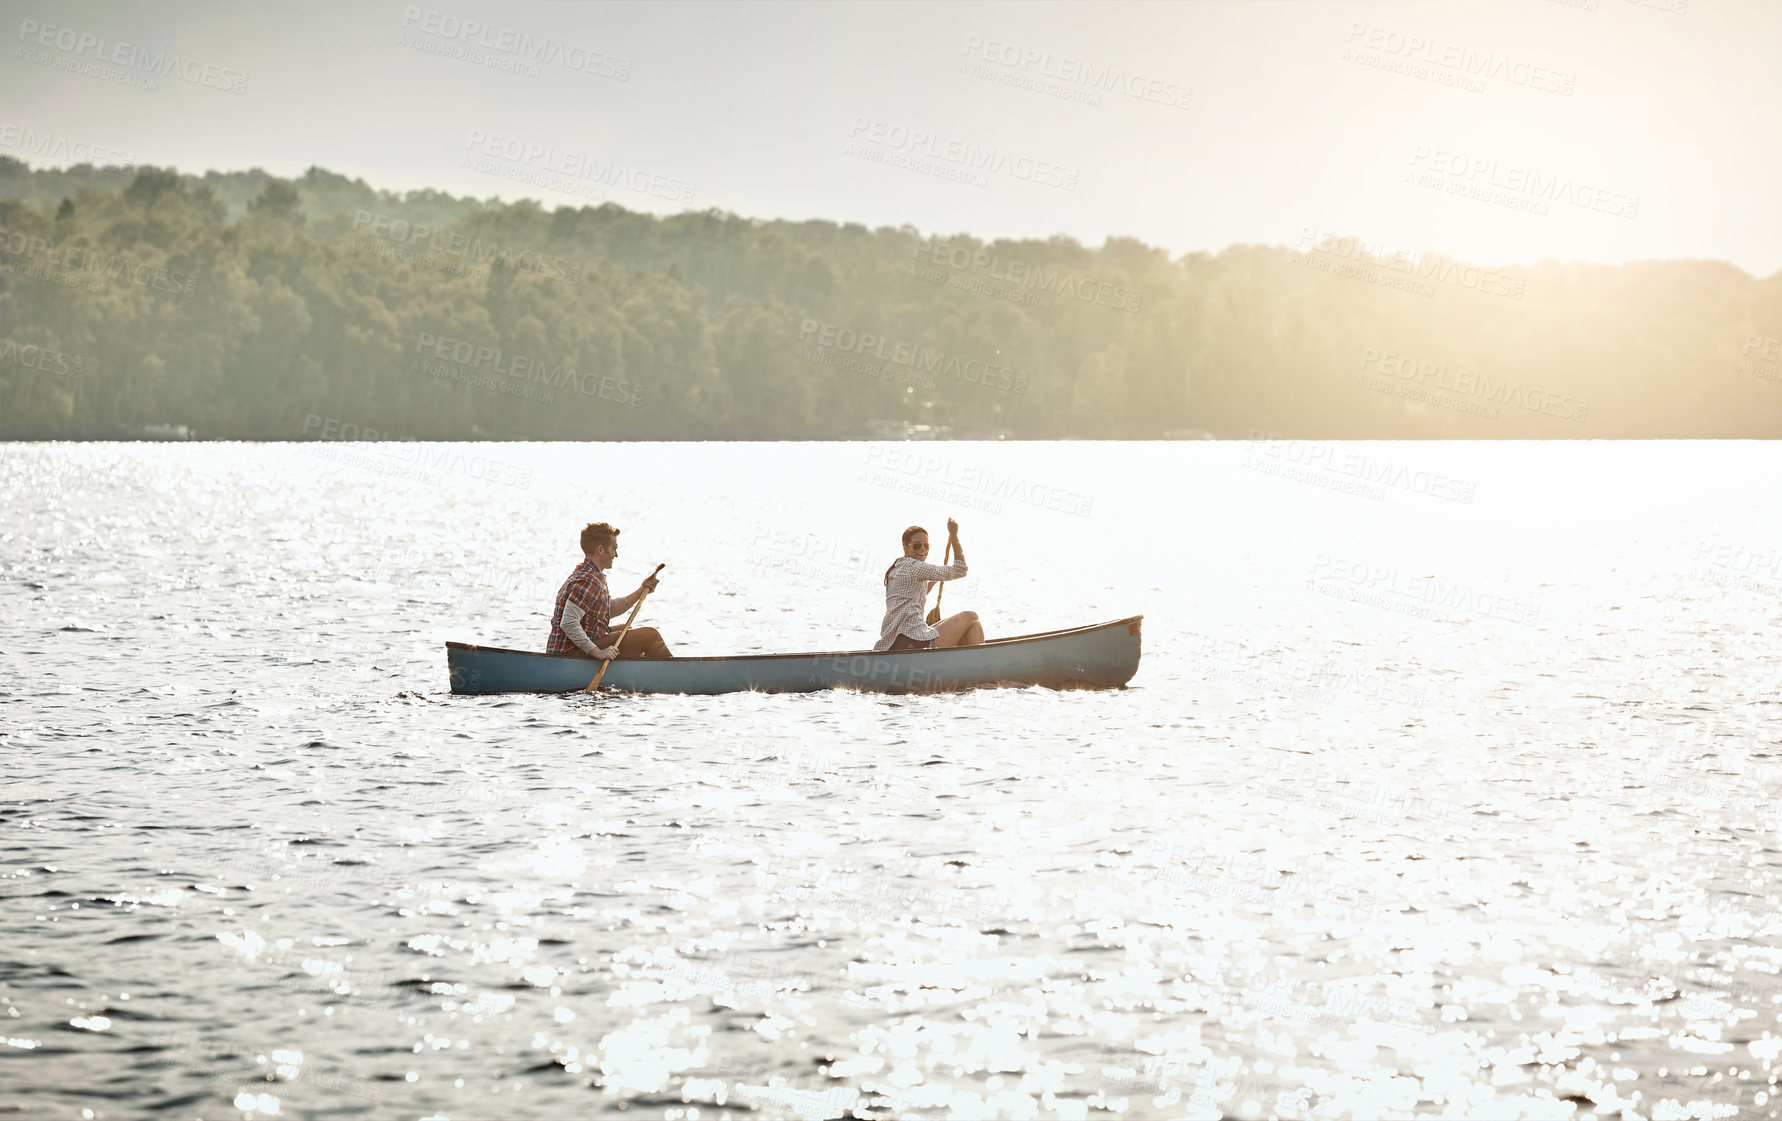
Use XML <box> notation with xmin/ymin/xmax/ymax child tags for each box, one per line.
<box><xmin>3</xmin><ymin>0</ymin><xmax>1777</xmax><ymax>276</ymax></box>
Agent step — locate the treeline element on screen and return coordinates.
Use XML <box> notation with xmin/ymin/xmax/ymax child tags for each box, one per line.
<box><xmin>1</xmin><ymin>156</ymin><xmax>1778</xmax><ymax>441</ymax></box>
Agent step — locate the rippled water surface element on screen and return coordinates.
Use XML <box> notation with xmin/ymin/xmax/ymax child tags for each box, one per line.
<box><xmin>5</xmin><ymin>440</ymin><xmax>1782</xmax><ymax>1120</ymax></box>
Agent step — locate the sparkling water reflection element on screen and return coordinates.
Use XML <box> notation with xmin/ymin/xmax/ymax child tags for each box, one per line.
<box><xmin>3</xmin><ymin>440</ymin><xmax>1781</xmax><ymax>1118</ymax></box>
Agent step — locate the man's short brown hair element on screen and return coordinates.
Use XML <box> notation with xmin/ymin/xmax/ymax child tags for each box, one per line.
<box><xmin>580</xmin><ymin>522</ymin><xmax>619</xmax><ymax>553</ymax></box>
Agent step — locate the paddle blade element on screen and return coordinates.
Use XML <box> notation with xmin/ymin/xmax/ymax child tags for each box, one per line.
<box><xmin>926</xmin><ymin>606</ymin><xmax>941</xmax><ymax>625</ymax></box>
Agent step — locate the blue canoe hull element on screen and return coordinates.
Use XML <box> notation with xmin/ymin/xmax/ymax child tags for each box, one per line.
<box><xmin>446</xmin><ymin>616</ymin><xmax>1142</xmax><ymax>695</ymax></box>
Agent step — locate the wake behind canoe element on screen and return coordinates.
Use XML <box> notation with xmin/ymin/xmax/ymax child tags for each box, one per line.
<box><xmin>446</xmin><ymin>616</ymin><xmax>1142</xmax><ymax>696</ymax></box>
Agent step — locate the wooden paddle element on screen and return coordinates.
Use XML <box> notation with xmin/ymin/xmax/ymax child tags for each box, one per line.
<box><xmin>586</xmin><ymin>563</ymin><xmax>665</xmax><ymax>693</ymax></box>
<box><xmin>926</xmin><ymin>537</ymin><xmax>952</xmax><ymax>626</ymax></box>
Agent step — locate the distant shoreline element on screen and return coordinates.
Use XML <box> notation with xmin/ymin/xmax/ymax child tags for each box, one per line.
<box><xmin>8</xmin><ymin>435</ymin><xmax>1775</xmax><ymax>444</ymax></box>
<box><xmin>5</xmin><ymin>161</ymin><xmax>1777</xmax><ymax>443</ymax></box>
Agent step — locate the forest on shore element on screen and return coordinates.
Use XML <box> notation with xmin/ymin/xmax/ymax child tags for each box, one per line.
<box><xmin>1</xmin><ymin>157</ymin><xmax>1778</xmax><ymax>441</ymax></box>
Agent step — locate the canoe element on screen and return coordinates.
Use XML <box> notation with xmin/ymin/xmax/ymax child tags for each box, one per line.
<box><xmin>446</xmin><ymin>616</ymin><xmax>1142</xmax><ymax>696</ymax></box>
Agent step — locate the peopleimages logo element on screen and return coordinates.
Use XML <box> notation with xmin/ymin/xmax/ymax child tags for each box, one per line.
<box><xmin>910</xmin><ymin>239</ymin><xmax>1141</xmax><ymax>313</ymax></box>
<box><xmin>299</xmin><ymin>414</ymin><xmax>535</xmax><ymax>488</ymax></box>
<box><xmin>1246</xmin><ymin>430</ymin><xmax>1478</xmax><ymax>505</ymax></box>
<box><xmin>0</xmin><ymin>224</ymin><xmax>197</xmax><ymax>298</ymax></box>
<box><xmin>959</xmin><ymin>35</ymin><xmax>1192</xmax><ymax>110</ymax></box>
<box><xmin>351</xmin><ymin>211</ymin><xmax>583</xmax><ymax>282</ymax></box>
<box><xmin>0</xmin><ymin>123</ymin><xmax>136</xmax><ymax>167</ymax></box>
<box><xmin>1309</xmin><ymin>555</ymin><xmax>1542</xmax><ymax>626</ymax></box>
<box><xmin>0</xmin><ymin>339</ymin><xmax>86</xmax><ymax>380</ymax></box>
<box><xmin>463</xmin><ymin>129</ymin><xmax>695</xmax><ymax>203</ymax></box>
<box><xmin>798</xmin><ymin>318</ymin><xmax>1027</xmax><ymax>394</ymax></box>
<box><xmin>413</xmin><ymin>331</ymin><xmax>643</xmax><ymax>407</ymax></box>
<box><xmin>845</xmin><ymin>118</ymin><xmax>1080</xmax><ymax>192</ymax></box>
<box><xmin>399</xmin><ymin>7</ymin><xmax>631</xmax><ymax>80</ymax></box>
<box><xmin>1408</xmin><ymin>146</ymin><xmax>1639</xmax><ymax>219</ymax></box>
<box><xmin>1342</xmin><ymin>23</ymin><xmax>1576</xmax><ymax>96</ymax></box>
<box><xmin>1296</xmin><ymin>227</ymin><xmax>1526</xmax><ymax>302</ymax></box>
<box><xmin>1358</xmin><ymin>347</ymin><xmax>1589</xmax><ymax>422</ymax></box>
<box><xmin>1743</xmin><ymin>334</ymin><xmax>1782</xmax><ymax>382</ymax></box>
<box><xmin>861</xmin><ymin>447</ymin><xmax>1094</xmax><ymax>518</ymax></box>
<box><xmin>1691</xmin><ymin>539</ymin><xmax>1782</xmax><ymax>592</ymax></box>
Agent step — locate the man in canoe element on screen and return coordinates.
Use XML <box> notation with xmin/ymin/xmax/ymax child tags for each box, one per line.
<box><xmin>875</xmin><ymin>518</ymin><xmax>984</xmax><ymax>651</ymax></box>
<box><xmin>547</xmin><ymin>522</ymin><xmax>672</xmax><ymax>660</ymax></box>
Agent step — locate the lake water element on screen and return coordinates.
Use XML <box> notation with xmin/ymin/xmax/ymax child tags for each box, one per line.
<box><xmin>4</xmin><ymin>439</ymin><xmax>1781</xmax><ymax>1119</ymax></box>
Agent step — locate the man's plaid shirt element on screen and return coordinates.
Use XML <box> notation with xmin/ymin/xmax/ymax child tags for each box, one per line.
<box><xmin>546</xmin><ymin>559</ymin><xmax>611</xmax><ymax>654</ymax></box>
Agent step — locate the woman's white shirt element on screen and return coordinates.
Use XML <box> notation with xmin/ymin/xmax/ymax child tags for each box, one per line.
<box><xmin>873</xmin><ymin>546</ymin><xmax>967</xmax><ymax>651</ymax></box>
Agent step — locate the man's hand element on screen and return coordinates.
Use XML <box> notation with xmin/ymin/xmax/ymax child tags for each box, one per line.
<box><xmin>640</xmin><ymin>573</ymin><xmax>660</xmax><ymax>594</ymax></box>
<box><xmin>594</xmin><ymin>646</ymin><xmax>619</xmax><ymax>661</ymax></box>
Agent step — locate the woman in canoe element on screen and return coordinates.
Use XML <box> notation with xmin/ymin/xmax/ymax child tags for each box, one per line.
<box><xmin>874</xmin><ymin>518</ymin><xmax>984</xmax><ymax>651</ymax></box>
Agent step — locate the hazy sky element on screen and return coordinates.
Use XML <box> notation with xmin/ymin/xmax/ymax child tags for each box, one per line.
<box><xmin>4</xmin><ymin>0</ymin><xmax>1777</xmax><ymax>275</ymax></box>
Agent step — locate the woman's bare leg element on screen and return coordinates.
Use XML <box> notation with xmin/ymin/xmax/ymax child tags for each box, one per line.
<box><xmin>934</xmin><ymin>610</ymin><xmax>982</xmax><ymax>648</ymax></box>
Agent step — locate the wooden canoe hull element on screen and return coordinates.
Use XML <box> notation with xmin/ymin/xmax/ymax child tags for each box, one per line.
<box><xmin>445</xmin><ymin>616</ymin><xmax>1142</xmax><ymax>695</ymax></box>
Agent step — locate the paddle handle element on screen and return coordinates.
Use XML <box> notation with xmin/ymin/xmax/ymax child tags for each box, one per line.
<box><xmin>586</xmin><ymin>563</ymin><xmax>664</xmax><ymax>692</ymax></box>
<box><xmin>934</xmin><ymin>536</ymin><xmax>951</xmax><ymax>615</ymax></box>
<box><xmin>927</xmin><ymin>535</ymin><xmax>953</xmax><ymax>626</ymax></box>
